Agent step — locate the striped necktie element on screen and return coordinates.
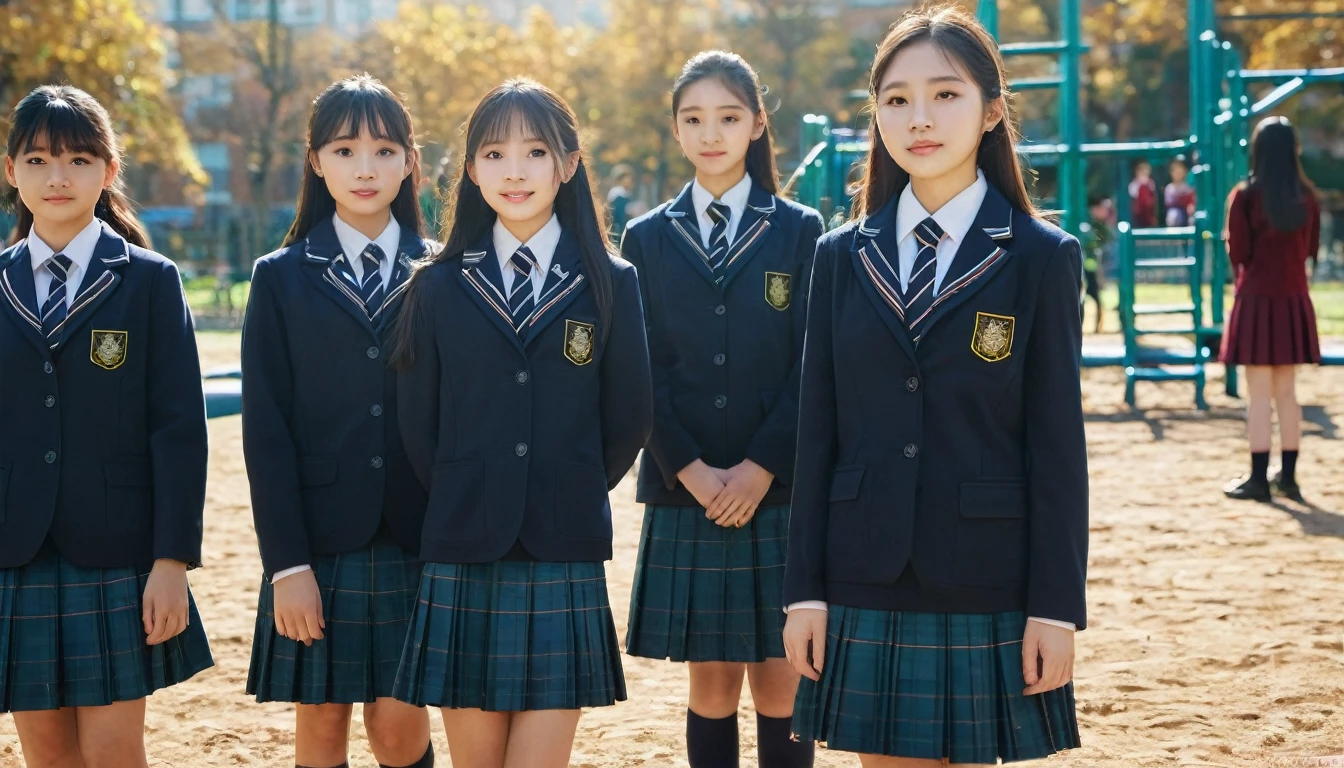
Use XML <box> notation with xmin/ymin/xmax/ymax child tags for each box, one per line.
<box><xmin>903</xmin><ymin>217</ymin><xmax>945</xmax><ymax>336</ymax></box>
<box><xmin>706</xmin><ymin>200</ymin><xmax>732</xmax><ymax>275</ymax></box>
<box><xmin>41</xmin><ymin>254</ymin><xmax>73</xmax><ymax>346</ymax></box>
<box><xmin>356</xmin><ymin>243</ymin><xmax>385</xmax><ymax>316</ymax></box>
<box><xmin>507</xmin><ymin>245</ymin><xmax>538</xmax><ymax>332</ymax></box>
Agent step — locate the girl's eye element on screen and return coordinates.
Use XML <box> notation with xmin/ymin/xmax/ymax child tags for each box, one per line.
<box><xmin>685</xmin><ymin>117</ymin><xmax>700</xmax><ymax>125</ymax></box>
<box><xmin>888</xmin><ymin>96</ymin><xmax>908</xmax><ymax>106</ymax></box>
<box><xmin>484</xmin><ymin>151</ymin><xmax>502</xmax><ymax>160</ymax></box>
<box><xmin>71</xmin><ymin>157</ymin><xmax>89</xmax><ymax>165</ymax></box>
<box><xmin>529</xmin><ymin>148</ymin><xmax>547</xmax><ymax>158</ymax></box>
<box><xmin>335</xmin><ymin>148</ymin><xmax>353</xmax><ymax>157</ymax></box>
<box><xmin>378</xmin><ymin>148</ymin><xmax>395</xmax><ymax>156</ymax></box>
<box><xmin>25</xmin><ymin>157</ymin><xmax>45</xmax><ymax>165</ymax></box>
<box><xmin>723</xmin><ymin>116</ymin><xmax>738</xmax><ymax>124</ymax></box>
<box><xmin>936</xmin><ymin>91</ymin><xmax>957</xmax><ymax>100</ymax></box>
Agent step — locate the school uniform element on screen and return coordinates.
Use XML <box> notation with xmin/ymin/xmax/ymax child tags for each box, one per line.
<box><xmin>242</xmin><ymin>213</ymin><xmax>435</xmax><ymax>704</ymax></box>
<box><xmin>619</xmin><ymin>176</ymin><xmax>823</xmax><ymax>662</ymax></box>
<box><xmin>784</xmin><ymin>174</ymin><xmax>1087</xmax><ymax>763</ymax></box>
<box><xmin>392</xmin><ymin>215</ymin><xmax>652</xmax><ymax>711</ymax></box>
<box><xmin>0</xmin><ymin>218</ymin><xmax>213</xmax><ymax>712</ymax></box>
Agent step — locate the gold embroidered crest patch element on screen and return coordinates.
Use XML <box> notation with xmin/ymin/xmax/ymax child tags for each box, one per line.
<box><xmin>564</xmin><ymin>320</ymin><xmax>595</xmax><ymax>365</ymax></box>
<box><xmin>90</xmin><ymin>330</ymin><xmax>128</xmax><ymax>370</ymax></box>
<box><xmin>970</xmin><ymin>312</ymin><xmax>1014</xmax><ymax>362</ymax></box>
<box><xmin>765</xmin><ymin>271</ymin><xmax>791</xmax><ymax>311</ymax></box>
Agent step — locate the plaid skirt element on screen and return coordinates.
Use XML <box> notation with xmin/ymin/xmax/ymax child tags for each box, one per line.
<box><xmin>792</xmin><ymin>607</ymin><xmax>1080</xmax><ymax>764</ymax></box>
<box><xmin>0</xmin><ymin>544</ymin><xmax>214</xmax><ymax>712</ymax></box>
<box><xmin>626</xmin><ymin>504</ymin><xmax>788</xmax><ymax>662</ymax></box>
<box><xmin>393</xmin><ymin>560</ymin><xmax>625</xmax><ymax>711</ymax></box>
<box><xmin>247</xmin><ymin>537</ymin><xmax>423</xmax><ymax>704</ymax></box>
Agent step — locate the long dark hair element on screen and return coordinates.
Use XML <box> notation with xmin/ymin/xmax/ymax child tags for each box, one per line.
<box><xmin>4</xmin><ymin>85</ymin><xmax>149</xmax><ymax>248</ymax></box>
<box><xmin>853</xmin><ymin>5</ymin><xmax>1036</xmax><ymax>219</ymax></box>
<box><xmin>282</xmin><ymin>74</ymin><xmax>423</xmax><ymax>247</ymax></box>
<box><xmin>390</xmin><ymin>78</ymin><xmax>614</xmax><ymax>368</ymax></box>
<box><xmin>1247</xmin><ymin>116</ymin><xmax>1316</xmax><ymax>232</ymax></box>
<box><xmin>671</xmin><ymin>51</ymin><xmax>780</xmax><ymax>195</ymax></box>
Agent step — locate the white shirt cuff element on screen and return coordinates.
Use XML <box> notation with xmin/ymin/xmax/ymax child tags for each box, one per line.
<box><xmin>1028</xmin><ymin>616</ymin><xmax>1077</xmax><ymax>631</ymax></box>
<box><xmin>785</xmin><ymin>601</ymin><xmax>829</xmax><ymax>614</ymax></box>
<box><xmin>271</xmin><ymin>564</ymin><xmax>312</xmax><ymax>583</ymax></box>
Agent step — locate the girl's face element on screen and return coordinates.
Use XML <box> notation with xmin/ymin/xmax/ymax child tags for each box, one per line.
<box><xmin>468</xmin><ymin>120</ymin><xmax>579</xmax><ymax>236</ymax></box>
<box><xmin>311</xmin><ymin>125</ymin><xmax>412</xmax><ymax>224</ymax></box>
<box><xmin>673</xmin><ymin>77</ymin><xmax>764</xmax><ymax>183</ymax></box>
<box><xmin>875</xmin><ymin>40</ymin><xmax>1001</xmax><ymax>186</ymax></box>
<box><xmin>1170</xmin><ymin>163</ymin><xmax>1188</xmax><ymax>183</ymax></box>
<box><xmin>5</xmin><ymin>135</ymin><xmax>116</xmax><ymax>230</ymax></box>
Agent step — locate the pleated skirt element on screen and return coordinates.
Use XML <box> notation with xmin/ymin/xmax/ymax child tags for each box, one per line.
<box><xmin>1220</xmin><ymin>293</ymin><xmax>1321</xmax><ymax>365</ymax></box>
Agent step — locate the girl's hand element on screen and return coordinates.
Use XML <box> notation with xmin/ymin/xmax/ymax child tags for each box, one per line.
<box><xmin>707</xmin><ymin>460</ymin><xmax>774</xmax><ymax>528</ymax></box>
<box><xmin>142</xmin><ymin>559</ymin><xmax>190</xmax><ymax>645</ymax></box>
<box><xmin>1022</xmin><ymin>620</ymin><xmax>1075</xmax><ymax>696</ymax></box>
<box><xmin>273</xmin><ymin>569</ymin><xmax>326</xmax><ymax>647</ymax></box>
<box><xmin>783</xmin><ymin>608</ymin><xmax>828</xmax><ymax>681</ymax></box>
<box><xmin>677</xmin><ymin>459</ymin><xmax>727</xmax><ymax>510</ymax></box>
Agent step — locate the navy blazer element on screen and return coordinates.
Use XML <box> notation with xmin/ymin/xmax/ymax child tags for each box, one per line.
<box><xmin>621</xmin><ymin>182</ymin><xmax>823</xmax><ymax>506</ymax></box>
<box><xmin>242</xmin><ymin>217</ymin><xmax>436</xmax><ymax>577</ymax></box>
<box><xmin>0</xmin><ymin>223</ymin><xmax>207</xmax><ymax>570</ymax></box>
<box><xmin>783</xmin><ymin>186</ymin><xmax>1090</xmax><ymax>629</ymax></box>
<box><xmin>397</xmin><ymin>229</ymin><xmax>653</xmax><ymax>564</ymax></box>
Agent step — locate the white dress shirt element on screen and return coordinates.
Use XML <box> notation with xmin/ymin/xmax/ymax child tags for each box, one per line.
<box><xmin>895</xmin><ymin>169</ymin><xmax>988</xmax><ymax>296</ymax></box>
<box><xmin>785</xmin><ymin>169</ymin><xmax>1075</xmax><ymax>632</ymax></box>
<box><xmin>495</xmin><ymin>213</ymin><xmax>563</xmax><ymax>301</ymax></box>
<box><xmin>28</xmin><ymin>217</ymin><xmax>103</xmax><ymax>309</ymax></box>
<box><xmin>332</xmin><ymin>213</ymin><xmax>399</xmax><ymax>286</ymax></box>
<box><xmin>691</xmin><ymin>173</ymin><xmax>753</xmax><ymax>249</ymax></box>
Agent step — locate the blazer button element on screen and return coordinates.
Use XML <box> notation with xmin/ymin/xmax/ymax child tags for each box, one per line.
<box><xmin>515</xmin><ymin>443</ymin><xmax>528</xmax><ymax>457</ymax></box>
<box><xmin>43</xmin><ymin>362</ymin><xmax>53</xmax><ymax>374</ymax></box>
<box><xmin>516</xmin><ymin>371</ymin><xmax>529</xmax><ymax>384</ymax></box>
<box><xmin>369</xmin><ymin>404</ymin><xmax>383</xmax><ymax>417</ymax></box>
<box><xmin>903</xmin><ymin>444</ymin><xmax>918</xmax><ymax>458</ymax></box>
<box><xmin>44</xmin><ymin>451</ymin><xmax>57</xmax><ymax>464</ymax></box>
<box><xmin>906</xmin><ymin>376</ymin><xmax>919</xmax><ymax>392</ymax></box>
<box><xmin>44</xmin><ymin>395</ymin><xmax>56</xmax><ymax>408</ymax></box>
<box><xmin>714</xmin><ymin>395</ymin><xmax>727</xmax><ymax>409</ymax></box>
<box><xmin>370</xmin><ymin>456</ymin><xmax>384</xmax><ymax>469</ymax></box>
<box><xmin>713</xmin><ymin>353</ymin><xmax>725</xmax><ymax>366</ymax></box>
<box><xmin>366</xmin><ymin>346</ymin><xmax>380</xmax><ymax>359</ymax></box>
<box><xmin>715</xmin><ymin>304</ymin><xmax>726</xmax><ymax>316</ymax></box>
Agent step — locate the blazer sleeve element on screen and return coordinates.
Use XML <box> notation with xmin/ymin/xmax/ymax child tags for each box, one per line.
<box><xmin>396</xmin><ymin>280</ymin><xmax>443</xmax><ymax>492</ymax></box>
<box><xmin>619</xmin><ymin>225</ymin><xmax>702</xmax><ymax>487</ymax></box>
<box><xmin>1022</xmin><ymin>237</ymin><xmax>1090</xmax><ymax>629</ymax></box>
<box><xmin>600</xmin><ymin>260</ymin><xmax>654</xmax><ymax>490</ymax></box>
<box><xmin>147</xmin><ymin>260</ymin><xmax>208</xmax><ymax>567</ymax></box>
<box><xmin>782</xmin><ymin>235</ymin><xmax>839</xmax><ymax>605</ymax></box>
<box><xmin>240</xmin><ymin>259</ymin><xmax>312</xmax><ymax>576</ymax></box>
<box><xmin>745</xmin><ymin>210</ymin><xmax>824</xmax><ymax>484</ymax></box>
<box><xmin>1225</xmin><ymin>186</ymin><xmax>1251</xmax><ymax>269</ymax></box>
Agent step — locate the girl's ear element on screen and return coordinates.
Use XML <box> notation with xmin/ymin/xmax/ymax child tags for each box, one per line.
<box><xmin>403</xmin><ymin>146</ymin><xmax>419</xmax><ymax>180</ymax></box>
<box><xmin>465</xmin><ymin>160</ymin><xmax>478</xmax><ymax>186</ymax></box>
<box><xmin>561</xmin><ymin>150</ymin><xmax>581</xmax><ymax>183</ymax></box>
<box><xmin>751</xmin><ymin>111</ymin><xmax>767</xmax><ymax>141</ymax></box>
<box><xmin>104</xmin><ymin>156</ymin><xmax>121</xmax><ymax>189</ymax></box>
<box><xmin>309</xmin><ymin>150</ymin><xmax>324</xmax><ymax>178</ymax></box>
<box><xmin>671</xmin><ymin>115</ymin><xmax>682</xmax><ymax>144</ymax></box>
<box><xmin>3</xmin><ymin>156</ymin><xmax>16</xmax><ymax>188</ymax></box>
<box><xmin>982</xmin><ymin>96</ymin><xmax>1005</xmax><ymax>134</ymax></box>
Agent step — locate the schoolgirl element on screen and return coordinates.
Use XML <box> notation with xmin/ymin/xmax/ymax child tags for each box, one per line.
<box><xmin>241</xmin><ymin>75</ymin><xmax>436</xmax><ymax>768</ymax></box>
<box><xmin>621</xmin><ymin>50</ymin><xmax>823</xmax><ymax>768</ymax></box>
<box><xmin>1220</xmin><ymin>116</ymin><xmax>1322</xmax><ymax>503</ymax></box>
<box><xmin>389</xmin><ymin>78</ymin><xmax>652</xmax><ymax>768</ymax></box>
<box><xmin>0</xmin><ymin>85</ymin><xmax>213</xmax><ymax>765</ymax></box>
<box><xmin>781</xmin><ymin>7</ymin><xmax>1087</xmax><ymax>765</ymax></box>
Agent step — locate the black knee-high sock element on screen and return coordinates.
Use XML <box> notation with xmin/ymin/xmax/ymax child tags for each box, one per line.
<box><xmin>1251</xmin><ymin>451</ymin><xmax>1270</xmax><ymax>483</ymax></box>
<box><xmin>687</xmin><ymin>709</ymin><xmax>739</xmax><ymax>768</ymax></box>
<box><xmin>1281</xmin><ymin>450</ymin><xmax>1299</xmax><ymax>484</ymax></box>
<box><xmin>756</xmin><ymin>713</ymin><xmax>814</xmax><ymax>768</ymax></box>
<box><xmin>380</xmin><ymin>743</ymin><xmax>434</xmax><ymax>768</ymax></box>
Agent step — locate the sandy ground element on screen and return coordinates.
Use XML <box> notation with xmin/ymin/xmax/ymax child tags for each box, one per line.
<box><xmin>1</xmin><ymin>335</ymin><xmax>1341</xmax><ymax>767</ymax></box>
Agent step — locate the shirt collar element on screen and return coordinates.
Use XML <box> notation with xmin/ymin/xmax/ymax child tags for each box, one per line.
<box><xmin>28</xmin><ymin>217</ymin><xmax>104</xmax><ymax>274</ymax></box>
<box><xmin>896</xmin><ymin>169</ymin><xmax>988</xmax><ymax>246</ymax></box>
<box><xmin>691</xmin><ymin>174</ymin><xmax>753</xmax><ymax>221</ymax></box>
<box><xmin>494</xmin><ymin>213</ymin><xmax>563</xmax><ymax>273</ymax></box>
<box><xmin>332</xmin><ymin>213</ymin><xmax>400</xmax><ymax>263</ymax></box>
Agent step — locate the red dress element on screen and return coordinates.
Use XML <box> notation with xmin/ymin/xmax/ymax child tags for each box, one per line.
<box><xmin>1219</xmin><ymin>185</ymin><xmax>1321</xmax><ymax>365</ymax></box>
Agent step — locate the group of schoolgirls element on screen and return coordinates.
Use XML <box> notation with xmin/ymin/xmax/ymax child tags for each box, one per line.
<box><xmin>0</xmin><ymin>6</ymin><xmax>1091</xmax><ymax>768</ymax></box>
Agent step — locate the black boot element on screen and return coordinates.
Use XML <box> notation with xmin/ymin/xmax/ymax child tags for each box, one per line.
<box><xmin>1270</xmin><ymin>470</ymin><xmax>1304</xmax><ymax>503</ymax></box>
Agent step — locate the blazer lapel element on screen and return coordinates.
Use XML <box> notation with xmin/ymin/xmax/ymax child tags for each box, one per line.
<box><xmin>661</xmin><ymin>183</ymin><xmax>719</xmax><ymax>287</ymax></box>
<box><xmin>457</xmin><ymin>236</ymin><xmax>526</xmax><ymax>353</ymax></box>
<box><xmin>300</xmin><ymin>217</ymin><xmax>378</xmax><ymax>337</ymax></box>
<box><xmin>521</xmin><ymin>230</ymin><xmax>588</xmax><ymax>348</ymax></box>
<box><xmin>52</xmin><ymin>223</ymin><xmax>130</xmax><ymax>351</ymax></box>
<box><xmin>717</xmin><ymin>184</ymin><xmax>778</xmax><ymax>288</ymax></box>
<box><xmin>849</xmin><ymin>202</ymin><xmax>918</xmax><ymax>363</ymax></box>
<box><xmin>0</xmin><ymin>243</ymin><xmax>50</xmax><ymax>355</ymax></box>
<box><xmin>371</xmin><ymin>230</ymin><xmax>434</xmax><ymax>330</ymax></box>
<box><xmin>910</xmin><ymin>185</ymin><xmax>1015</xmax><ymax>343</ymax></box>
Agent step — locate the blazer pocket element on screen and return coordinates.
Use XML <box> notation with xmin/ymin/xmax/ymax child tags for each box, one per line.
<box><xmin>0</xmin><ymin>464</ymin><xmax>9</xmax><ymax>523</ymax></box>
<box><xmin>422</xmin><ymin>460</ymin><xmax>485</xmax><ymax>543</ymax></box>
<box><xmin>825</xmin><ymin>465</ymin><xmax>876</xmax><ymax>581</ymax></box>
<box><xmin>551</xmin><ymin>460</ymin><xmax>611</xmax><ymax>541</ymax></box>
<box><xmin>298</xmin><ymin>456</ymin><xmax>339</xmax><ymax>486</ymax></box>
<box><xmin>828</xmin><ymin>465</ymin><xmax>865</xmax><ymax>502</ymax></box>
<box><xmin>954</xmin><ymin>481</ymin><xmax>1027</xmax><ymax>587</ymax></box>
<box><xmin>104</xmin><ymin>459</ymin><xmax>153</xmax><ymax>527</ymax></box>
